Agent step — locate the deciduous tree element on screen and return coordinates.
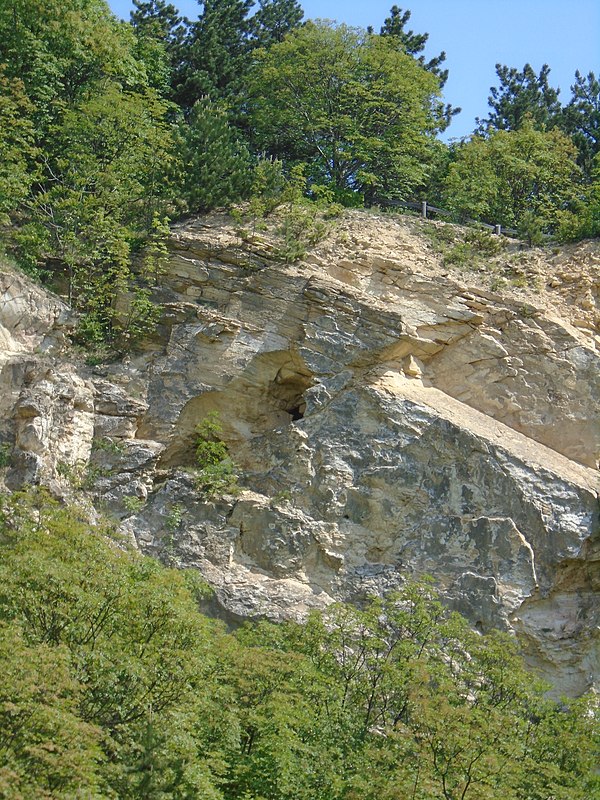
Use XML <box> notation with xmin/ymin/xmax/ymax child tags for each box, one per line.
<box><xmin>248</xmin><ymin>21</ymin><xmax>441</xmax><ymax>202</ymax></box>
<box><xmin>377</xmin><ymin>5</ymin><xmax>459</xmax><ymax>130</ymax></box>
<box><xmin>443</xmin><ymin>120</ymin><xmax>581</xmax><ymax>231</ymax></box>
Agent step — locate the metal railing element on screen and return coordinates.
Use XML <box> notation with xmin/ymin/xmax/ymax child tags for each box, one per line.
<box><xmin>373</xmin><ymin>197</ymin><xmax>519</xmax><ymax>238</ymax></box>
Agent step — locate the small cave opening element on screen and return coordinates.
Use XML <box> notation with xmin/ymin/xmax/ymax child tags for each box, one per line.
<box><xmin>159</xmin><ymin>350</ymin><xmax>313</xmax><ymax>469</ymax></box>
<box><xmin>287</xmin><ymin>403</ymin><xmax>305</xmax><ymax>422</ymax></box>
<box><xmin>268</xmin><ymin>356</ymin><xmax>313</xmax><ymax>425</ymax></box>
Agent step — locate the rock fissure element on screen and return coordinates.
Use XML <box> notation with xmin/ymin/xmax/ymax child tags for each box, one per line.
<box><xmin>1</xmin><ymin>210</ymin><xmax>599</xmax><ymax>696</ymax></box>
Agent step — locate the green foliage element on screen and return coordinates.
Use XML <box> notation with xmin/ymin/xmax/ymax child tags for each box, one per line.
<box><xmin>142</xmin><ymin>213</ymin><xmax>172</xmax><ymax>286</ymax></box>
<box><xmin>378</xmin><ymin>4</ymin><xmax>459</xmax><ymax>128</ymax></box>
<box><xmin>248</xmin><ymin>20</ymin><xmax>441</xmax><ymax>200</ymax></box>
<box><xmin>165</xmin><ymin>503</ymin><xmax>184</xmax><ymax>532</ymax></box>
<box><xmin>34</xmin><ymin>83</ymin><xmax>173</xmax><ymax>345</ymax></box>
<box><xmin>562</xmin><ymin>70</ymin><xmax>600</xmax><ymax>181</ymax></box>
<box><xmin>0</xmin><ymin>69</ymin><xmax>37</xmax><ymax>224</ymax></box>
<box><xmin>235</xmin><ymin>161</ymin><xmax>337</xmax><ymax>260</ymax></box>
<box><xmin>248</xmin><ymin>0</ymin><xmax>304</xmax><ymax>49</ymax></box>
<box><xmin>275</xmin><ymin>205</ymin><xmax>327</xmax><ymax>263</ymax></box>
<box><xmin>477</xmin><ymin>62</ymin><xmax>562</xmax><ymax>133</ymax></box>
<box><xmin>443</xmin><ymin>121</ymin><xmax>582</xmax><ymax>232</ymax></box>
<box><xmin>421</xmin><ymin>223</ymin><xmax>505</xmax><ymax>269</ymax></box>
<box><xmin>0</xmin><ymin>624</ymin><xmax>105</xmax><ymax>798</ymax></box>
<box><xmin>0</xmin><ymin>0</ymin><xmax>177</xmax><ymax>350</ymax></box>
<box><xmin>267</xmin><ymin>165</ymin><xmax>331</xmax><ymax>262</ymax></box>
<box><xmin>270</xmin><ymin>489</ymin><xmax>292</xmax><ymax>506</ymax></box>
<box><xmin>517</xmin><ymin>209</ymin><xmax>545</xmax><ymax>246</ymax></box>
<box><xmin>248</xmin><ymin>157</ymin><xmax>288</xmax><ymax>218</ymax></box>
<box><xmin>0</xmin><ymin>444</ymin><xmax>11</xmax><ymax>469</ymax></box>
<box><xmin>173</xmin><ymin>0</ymin><xmax>253</xmax><ymax>109</ymax></box>
<box><xmin>0</xmin><ymin>0</ymin><xmax>147</xmax><ymax>138</ymax></box>
<box><xmin>56</xmin><ymin>460</ymin><xmax>87</xmax><ymax>489</ymax></box>
<box><xmin>122</xmin><ymin>495</ymin><xmax>146</xmax><ymax>514</ymax></box>
<box><xmin>0</xmin><ymin>489</ymin><xmax>219</xmax><ymax>798</ymax></box>
<box><xmin>0</xmin><ymin>488</ymin><xmax>598</xmax><ymax>800</ymax></box>
<box><xmin>195</xmin><ymin>411</ymin><xmax>239</xmax><ymax>496</ymax></box>
<box><xmin>444</xmin><ymin>227</ymin><xmax>506</xmax><ymax>267</ymax></box>
<box><xmin>92</xmin><ymin>437</ymin><xmax>126</xmax><ymax>456</ymax></box>
<box><xmin>130</xmin><ymin>0</ymin><xmax>185</xmax><ymax>96</ymax></box>
<box><xmin>176</xmin><ymin>98</ymin><xmax>253</xmax><ymax>213</ymax></box>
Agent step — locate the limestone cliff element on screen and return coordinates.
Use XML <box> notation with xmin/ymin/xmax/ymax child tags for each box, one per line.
<box><xmin>1</xmin><ymin>210</ymin><xmax>598</xmax><ymax>696</ymax></box>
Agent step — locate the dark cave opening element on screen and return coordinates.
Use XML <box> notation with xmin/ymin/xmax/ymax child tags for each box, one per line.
<box><xmin>287</xmin><ymin>402</ymin><xmax>306</xmax><ymax>422</ymax></box>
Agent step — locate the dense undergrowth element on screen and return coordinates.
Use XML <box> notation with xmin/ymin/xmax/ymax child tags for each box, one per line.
<box><xmin>0</xmin><ymin>489</ymin><xmax>597</xmax><ymax>800</ymax></box>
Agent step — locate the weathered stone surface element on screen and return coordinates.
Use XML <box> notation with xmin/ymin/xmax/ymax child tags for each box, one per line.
<box><xmin>0</xmin><ymin>266</ymin><xmax>72</xmax><ymax>354</ymax></box>
<box><xmin>1</xmin><ymin>210</ymin><xmax>598</xmax><ymax>696</ymax></box>
<box><xmin>7</xmin><ymin>368</ymin><xmax>95</xmax><ymax>487</ymax></box>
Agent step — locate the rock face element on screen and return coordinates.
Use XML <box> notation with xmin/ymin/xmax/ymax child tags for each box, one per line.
<box><xmin>1</xmin><ymin>213</ymin><xmax>599</xmax><ymax>697</ymax></box>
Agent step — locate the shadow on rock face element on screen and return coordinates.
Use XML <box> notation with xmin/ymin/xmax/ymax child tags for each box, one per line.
<box><xmin>158</xmin><ymin>349</ymin><xmax>313</xmax><ymax>468</ymax></box>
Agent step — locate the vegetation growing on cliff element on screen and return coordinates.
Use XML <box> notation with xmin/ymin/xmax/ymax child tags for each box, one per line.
<box><xmin>1</xmin><ymin>1</ymin><xmax>598</xmax><ymax>347</ymax></box>
<box><xmin>0</xmin><ymin>489</ymin><xmax>598</xmax><ymax>800</ymax></box>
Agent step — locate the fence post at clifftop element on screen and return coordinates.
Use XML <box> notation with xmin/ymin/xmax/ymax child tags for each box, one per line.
<box><xmin>495</xmin><ymin>224</ymin><xmax>501</xmax><ymax>235</ymax></box>
<box><xmin>422</xmin><ymin>201</ymin><xmax>427</xmax><ymax>219</ymax></box>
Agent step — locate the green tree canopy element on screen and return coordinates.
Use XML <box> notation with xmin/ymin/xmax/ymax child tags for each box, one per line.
<box><xmin>173</xmin><ymin>0</ymin><xmax>253</xmax><ymax>109</ymax></box>
<box><xmin>131</xmin><ymin>0</ymin><xmax>184</xmax><ymax>42</ymax></box>
<box><xmin>443</xmin><ymin>120</ymin><xmax>581</xmax><ymax>232</ymax></box>
<box><xmin>130</xmin><ymin>0</ymin><xmax>187</xmax><ymax>95</ymax></box>
<box><xmin>248</xmin><ymin>0</ymin><xmax>304</xmax><ymax>48</ymax></box>
<box><xmin>477</xmin><ymin>62</ymin><xmax>562</xmax><ymax>133</ymax></box>
<box><xmin>175</xmin><ymin>98</ymin><xmax>253</xmax><ymax>213</ymax></box>
<box><xmin>0</xmin><ymin>69</ymin><xmax>37</xmax><ymax>222</ymax></box>
<box><xmin>562</xmin><ymin>70</ymin><xmax>600</xmax><ymax>181</ymax></box>
<box><xmin>247</xmin><ymin>20</ymin><xmax>442</xmax><ymax>201</ymax></box>
<box><xmin>0</xmin><ymin>0</ymin><xmax>147</xmax><ymax>140</ymax></box>
<box><xmin>0</xmin><ymin>488</ymin><xmax>598</xmax><ymax>800</ymax></box>
<box><xmin>377</xmin><ymin>5</ymin><xmax>447</xmax><ymax>86</ymax></box>
<box><xmin>376</xmin><ymin>5</ymin><xmax>460</xmax><ymax>130</ymax></box>
<box><xmin>0</xmin><ymin>0</ymin><xmax>177</xmax><ymax>347</ymax></box>
<box><xmin>24</xmin><ymin>82</ymin><xmax>175</xmax><ymax>344</ymax></box>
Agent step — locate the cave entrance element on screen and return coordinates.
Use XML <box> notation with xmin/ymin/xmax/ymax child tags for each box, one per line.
<box><xmin>269</xmin><ymin>356</ymin><xmax>312</xmax><ymax>424</ymax></box>
<box><xmin>287</xmin><ymin>403</ymin><xmax>305</xmax><ymax>422</ymax></box>
<box><xmin>159</xmin><ymin>350</ymin><xmax>313</xmax><ymax>468</ymax></box>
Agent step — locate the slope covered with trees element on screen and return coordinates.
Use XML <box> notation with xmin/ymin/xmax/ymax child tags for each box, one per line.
<box><xmin>0</xmin><ymin>489</ymin><xmax>598</xmax><ymax>800</ymax></box>
<box><xmin>0</xmin><ymin>0</ymin><xmax>598</xmax><ymax>351</ymax></box>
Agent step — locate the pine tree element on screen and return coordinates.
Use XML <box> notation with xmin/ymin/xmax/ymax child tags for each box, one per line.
<box><xmin>377</xmin><ymin>6</ymin><xmax>459</xmax><ymax>131</ymax></box>
<box><xmin>173</xmin><ymin>0</ymin><xmax>253</xmax><ymax>109</ymax></box>
<box><xmin>249</xmin><ymin>0</ymin><xmax>304</xmax><ymax>49</ymax></box>
<box><xmin>131</xmin><ymin>0</ymin><xmax>183</xmax><ymax>43</ymax></box>
<box><xmin>562</xmin><ymin>71</ymin><xmax>600</xmax><ymax>181</ymax></box>
<box><xmin>176</xmin><ymin>98</ymin><xmax>252</xmax><ymax>211</ymax></box>
<box><xmin>477</xmin><ymin>63</ymin><xmax>562</xmax><ymax>133</ymax></box>
<box><xmin>378</xmin><ymin>6</ymin><xmax>446</xmax><ymax>84</ymax></box>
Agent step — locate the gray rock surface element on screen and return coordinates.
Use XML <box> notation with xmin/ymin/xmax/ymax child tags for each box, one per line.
<box><xmin>1</xmin><ymin>212</ymin><xmax>598</xmax><ymax>696</ymax></box>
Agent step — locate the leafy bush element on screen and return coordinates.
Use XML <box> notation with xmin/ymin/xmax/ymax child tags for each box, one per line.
<box><xmin>122</xmin><ymin>495</ymin><xmax>146</xmax><ymax>514</ymax></box>
<box><xmin>0</xmin><ymin>488</ymin><xmax>597</xmax><ymax>800</ymax></box>
<box><xmin>0</xmin><ymin>443</ymin><xmax>11</xmax><ymax>468</ymax></box>
<box><xmin>194</xmin><ymin>411</ymin><xmax>239</xmax><ymax>496</ymax></box>
<box><xmin>423</xmin><ymin>222</ymin><xmax>506</xmax><ymax>268</ymax></box>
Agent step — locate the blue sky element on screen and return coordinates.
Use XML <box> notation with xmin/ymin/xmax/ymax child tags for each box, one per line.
<box><xmin>109</xmin><ymin>0</ymin><xmax>600</xmax><ymax>140</ymax></box>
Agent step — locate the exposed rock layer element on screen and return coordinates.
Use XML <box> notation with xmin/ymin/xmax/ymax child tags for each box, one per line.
<box><xmin>1</xmin><ymin>212</ymin><xmax>598</xmax><ymax>697</ymax></box>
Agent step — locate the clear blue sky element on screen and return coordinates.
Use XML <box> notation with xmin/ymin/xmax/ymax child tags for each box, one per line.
<box><xmin>108</xmin><ymin>0</ymin><xmax>600</xmax><ymax>140</ymax></box>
